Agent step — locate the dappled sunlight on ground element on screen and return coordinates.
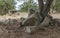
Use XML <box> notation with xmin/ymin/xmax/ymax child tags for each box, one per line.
<box><xmin>0</xmin><ymin>13</ymin><xmax>28</xmax><ymax>20</ymax></box>
<box><xmin>0</xmin><ymin>12</ymin><xmax>60</xmax><ymax>20</ymax></box>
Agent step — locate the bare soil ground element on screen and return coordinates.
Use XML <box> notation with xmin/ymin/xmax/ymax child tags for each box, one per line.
<box><xmin>0</xmin><ymin>13</ymin><xmax>60</xmax><ymax>38</ymax></box>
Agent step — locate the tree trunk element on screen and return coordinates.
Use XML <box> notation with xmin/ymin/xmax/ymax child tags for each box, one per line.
<box><xmin>20</xmin><ymin>0</ymin><xmax>53</xmax><ymax>33</ymax></box>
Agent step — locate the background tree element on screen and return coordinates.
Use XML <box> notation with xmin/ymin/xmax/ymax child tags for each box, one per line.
<box><xmin>19</xmin><ymin>0</ymin><xmax>38</xmax><ymax>12</ymax></box>
<box><xmin>0</xmin><ymin>0</ymin><xmax>15</xmax><ymax>15</ymax></box>
<box><xmin>50</xmin><ymin>0</ymin><xmax>60</xmax><ymax>13</ymax></box>
<box><xmin>55</xmin><ymin>0</ymin><xmax>60</xmax><ymax>12</ymax></box>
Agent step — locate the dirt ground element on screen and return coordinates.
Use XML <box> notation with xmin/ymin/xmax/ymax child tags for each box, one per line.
<box><xmin>0</xmin><ymin>13</ymin><xmax>60</xmax><ymax>38</ymax></box>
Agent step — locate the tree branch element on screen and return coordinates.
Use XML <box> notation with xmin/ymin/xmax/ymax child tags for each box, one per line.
<box><xmin>38</xmin><ymin>0</ymin><xmax>44</xmax><ymax>15</ymax></box>
<box><xmin>42</xmin><ymin>0</ymin><xmax>53</xmax><ymax>18</ymax></box>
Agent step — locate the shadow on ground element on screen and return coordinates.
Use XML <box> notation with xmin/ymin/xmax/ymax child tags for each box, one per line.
<box><xmin>0</xmin><ymin>19</ymin><xmax>60</xmax><ymax>38</ymax></box>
